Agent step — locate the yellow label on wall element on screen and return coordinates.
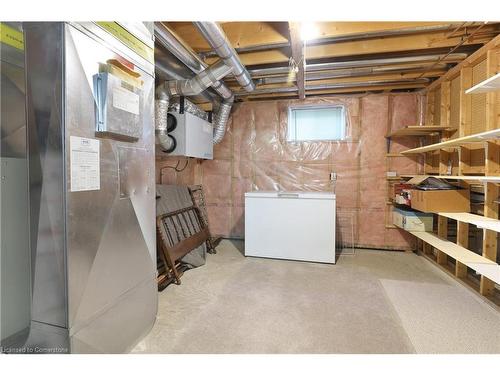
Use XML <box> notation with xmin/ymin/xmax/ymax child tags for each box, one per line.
<box><xmin>0</xmin><ymin>23</ymin><xmax>24</xmax><ymax>50</ymax></box>
<box><xmin>96</xmin><ymin>22</ymin><xmax>153</xmax><ymax>64</ymax></box>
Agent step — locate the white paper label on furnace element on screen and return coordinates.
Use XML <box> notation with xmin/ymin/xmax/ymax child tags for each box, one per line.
<box><xmin>113</xmin><ymin>86</ymin><xmax>139</xmax><ymax>115</ymax></box>
<box><xmin>70</xmin><ymin>136</ymin><xmax>100</xmax><ymax>192</ymax></box>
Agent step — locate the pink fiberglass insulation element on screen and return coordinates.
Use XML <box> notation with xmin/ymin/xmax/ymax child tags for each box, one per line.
<box><xmin>157</xmin><ymin>92</ymin><xmax>421</xmax><ymax>251</ymax></box>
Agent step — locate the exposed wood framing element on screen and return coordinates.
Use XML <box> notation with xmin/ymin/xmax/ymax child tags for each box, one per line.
<box><xmin>425</xmin><ymin>34</ymin><xmax>500</xmax><ymax>93</ymax></box>
<box><xmin>482</xmin><ymin>141</ymin><xmax>500</xmax><ymax>296</ymax></box>
<box><xmin>288</xmin><ymin>22</ymin><xmax>305</xmax><ymax>100</ymax></box>
<box><xmin>456</xmin><ymin>220</ymin><xmax>469</xmax><ymax>278</ymax></box>
<box><xmin>437</xmin><ymin>215</ymin><xmax>448</xmax><ymax>265</ymax></box>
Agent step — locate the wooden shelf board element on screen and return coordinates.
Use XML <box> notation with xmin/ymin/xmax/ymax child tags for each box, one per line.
<box><xmin>468</xmin><ymin>263</ymin><xmax>500</xmax><ymax>284</ymax></box>
<box><xmin>465</xmin><ymin>72</ymin><xmax>500</xmax><ymax>94</ymax></box>
<box><xmin>386</xmin><ymin>126</ymin><xmax>453</xmax><ymax>138</ymax></box>
<box><xmin>400</xmin><ymin>174</ymin><xmax>500</xmax><ymax>182</ymax></box>
<box><xmin>439</xmin><ymin>212</ymin><xmax>500</xmax><ymax>233</ymax></box>
<box><xmin>400</xmin><ymin>128</ymin><xmax>500</xmax><ymax>154</ymax></box>
<box><xmin>409</xmin><ymin>231</ymin><xmax>498</xmax><ymax>283</ymax></box>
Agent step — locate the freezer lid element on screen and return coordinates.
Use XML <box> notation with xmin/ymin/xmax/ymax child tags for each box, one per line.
<box><xmin>245</xmin><ymin>191</ymin><xmax>335</xmax><ymax>200</ymax></box>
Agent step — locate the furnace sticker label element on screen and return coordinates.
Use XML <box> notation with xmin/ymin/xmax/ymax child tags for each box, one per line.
<box><xmin>70</xmin><ymin>136</ymin><xmax>100</xmax><ymax>192</ymax></box>
<box><xmin>112</xmin><ymin>85</ymin><xmax>139</xmax><ymax>115</ymax></box>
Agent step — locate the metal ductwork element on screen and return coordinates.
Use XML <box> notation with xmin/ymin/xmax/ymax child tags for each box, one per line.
<box><xmin>162</xmin><ymin>59</ymin><xmax>232</xmax><ymax>97</ymax></box>
<box><xmin>194</xmin><ymin>22</ymin><xmax>256</xmax><ymax>92</ymax></box>
<box><xmin>154</xmin><ymin>22</ymin><xmax>236</xmax><ymax>145</ymax></box>
<box><xmin>155</xmin><ymin>88</ymin><xmax>173</xmax><ymax>152</ymax></box>
<box><xmin>236</xmin><ymin>78</ymin><xmax>430</xmax><ymax>96</ymax></box>
<box><xmin>248</xmin><ymin>53</ymin><xmax>468</xmax><ymax>77</ymax></box>
<box><xmin>258</xmin><ymin>65</ymin><xmax>448</xmax><ymax>85</ymax></box>
<box><xmin>212</xmin><ymin>96</ymin><xmax>234</xmax><ymax>144</ymax></box>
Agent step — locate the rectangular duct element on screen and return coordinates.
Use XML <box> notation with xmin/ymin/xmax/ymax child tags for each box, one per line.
<box><xmin>21</xmin><ymin>22</ymin><xmax>158</xmax><ymax>353</ymax></box>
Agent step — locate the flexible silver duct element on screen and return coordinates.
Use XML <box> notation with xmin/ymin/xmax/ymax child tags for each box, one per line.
<box><xmin>212</xmin><ymin>96</ymin><xmax>234</xmax><ymax>144</ymax></box>
<box><xmin>162</xmin><ymin>59</ymin><xmax>232</xmax><ymax>96</ymax></box>
<box><xmin>194</xmin><ymin>22</ymin><xmax>255</xmax><ymax>92</ymax></box>
<box><xmin>155</xmin><ymin>22</ymin><xmax>234</xmax><ymax>101</ymax></box>
<box><xmin>155</xmin><ymin>89</ymin><xmax>173</xmax><ymax>152</ymax></box>
<box><xmin>154</xmin><ymin>22</ymin><xmax>235</xmax><ymax>144</ymax></box>
<box><xmin>248</xmin><ymin>53</ymin><xmax>468</xmax><ymax>77</ymax></box>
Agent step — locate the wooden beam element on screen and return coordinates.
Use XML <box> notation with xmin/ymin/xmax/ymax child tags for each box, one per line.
<box><xmin>311</xmin><ymin>22</ymin><xmax>460</xmax><ymax>40</ymax></box>
<box><xmin>166</xmin><ymin>21</ymin><xmax>289</xmax><ymax>52</ymax></box>
<box><xmin>440</xmin><ymin>81</ymin><xmax>451</xmax><ymax>127</ymax></box>
<box><xmin>205</xmin><ymin>27</ymin><xmax>498</xmax><ymax>67</ymax></box>
<box><xmin>288</xmin><ymin>22</ymin><xmax>305</xmax><ymax>100</ymax></box>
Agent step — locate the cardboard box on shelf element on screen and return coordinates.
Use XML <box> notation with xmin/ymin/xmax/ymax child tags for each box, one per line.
<box><xmin>393</xmin><ymin>207</ymin><xmax>434</xmax><ymax>231</ymax></box>
<box><xmin>406</xmin><ymin>176</ymin><xmax>470</xmax><ymax>213</ymax></box>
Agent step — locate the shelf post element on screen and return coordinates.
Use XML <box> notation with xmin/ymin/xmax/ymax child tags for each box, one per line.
<box><xmin>485</xmin><ymin>48</ymin><xmax>499</xmax><ymax>131</ymax></box>
<box><xmin>459</xmin><ymin>67</ymin><xmax>472</xmax><ymax>137</ymax></box>
<box><xmin>481</xmin><ymin>141</ymin><xmax>500</xmax><ymax>295</ymax></box>
<box><xmin>437</xmin><ymin>215</ymin><xmax>448</xmax><ymax>265</ymax></box>
<box><xmin>456</xmin><ymin>221</ymin><xmax>469</xmax><ymax>278</ymax></box>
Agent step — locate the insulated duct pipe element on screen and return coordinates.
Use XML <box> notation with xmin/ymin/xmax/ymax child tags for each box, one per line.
<box><xmin>154</xmin><ymin>22</ymin><xmax>235</xmax><ymax>144</ymax></box>
<box><xmin>212</xmin><ymin>96</ymin><xmax>234</xmax><ymax>144</ymax></box>
<box><xmin>194</xmin><ymin>22</ymin><xmax>256</xmax><ymax>92</ymax></box>
<box><xmin>155</xmin><ymin>60</ymin><xmax>234</xmax><ymax>149</ymax></box>
<box><xmin>155</xmin><ymin>89</ymin><xmax>173</xmax><ymax>152</ymax></box>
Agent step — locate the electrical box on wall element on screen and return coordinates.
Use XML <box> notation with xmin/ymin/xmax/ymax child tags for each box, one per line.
<box><xmin>160</xmin><ymin>111</ymin><xmax>214</xmax><ymax>159</ymax></box>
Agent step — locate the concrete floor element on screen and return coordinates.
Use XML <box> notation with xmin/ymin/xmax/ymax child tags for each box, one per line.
<box><xmin>132</xmin><ymin>240</ymin><xmax>500</xmax><ymax>354</ymax></box>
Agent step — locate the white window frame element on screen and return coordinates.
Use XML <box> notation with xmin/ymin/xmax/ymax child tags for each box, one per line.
<box><xmin>287</xmin><ymin>104</ymin><xmax>347</xmax><ymax>142</ymax></box>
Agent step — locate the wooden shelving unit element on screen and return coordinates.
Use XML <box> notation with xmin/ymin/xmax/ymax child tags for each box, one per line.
<box><xmin>400</xmin><ymin>174</ymin><xmax>500</xmax><ymax>183</ymax></box>
<box><xmin>400</xmin><ymin>128</ymin><xmax>500</xmax><ymax>154</ymax></box>
<box><xmin>386</xmin><ymin>125</ymin><xmax>453</xmax><ymax>138</ymax></box>
<box><xmin>393</xmin><ymin>38</ymin><xmax>500</xmax><ymax>303</ymax></box>
<box><xmin>465</xmin><ymin>72</ymin><xmax>500</xmax><ymax>94</ymax></box>
<box><xmin>439</xmin><ymin>212</ymin><xmax>500</xmax><ymax>232</ymax></box>
<box><xmin>410</xmin><ymin>231</ymin><xmax>499</xmax><ymax>284</ymax></box>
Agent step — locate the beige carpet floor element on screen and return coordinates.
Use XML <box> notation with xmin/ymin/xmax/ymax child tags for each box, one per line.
<box><xmin>132</xmin><ymin>240</ymin><xmax>500</xmax><ymax>354</ymax></box>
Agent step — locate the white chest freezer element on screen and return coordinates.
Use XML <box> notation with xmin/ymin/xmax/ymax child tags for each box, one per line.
<box><xmin>244</xmin><ymin>191</ymin><xmax>336</xmax><ymax>264</ymax></box>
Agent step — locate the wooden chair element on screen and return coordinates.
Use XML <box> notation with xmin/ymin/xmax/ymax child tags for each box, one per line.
<box><xmin>156</xmin><ymin>205</ymin><xmax>210</xmax><ymax>290</ymax></box>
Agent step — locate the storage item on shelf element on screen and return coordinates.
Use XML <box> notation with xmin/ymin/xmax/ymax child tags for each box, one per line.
<box><xmin>406</xmin><ymin>176</ymin><xmax>470</xmax><ymax>213</ymax></box>
<box><xmin>393</xmin><ymin>207</ymin><xmax>433</xmax><ymax>232</ymax></box>
<box><xmin>394</xmin><ymin>190</ymin><xmax>412</xmax><ymax>206</ymax></box>
<box><xmin>392</xmin><ymin>183</ymin><xmax>413</xmax><ymax>206</ymax></box>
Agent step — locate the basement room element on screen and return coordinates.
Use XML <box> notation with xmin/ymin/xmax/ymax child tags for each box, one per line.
<box><xmin>1</xmin><ymin>1</ymin><xmax>500</xmax><ymax>369</ymax></box>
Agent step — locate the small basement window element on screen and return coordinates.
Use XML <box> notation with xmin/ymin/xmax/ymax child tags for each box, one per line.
<box><xmin>287</xmin><ymin>105</ymin><xmax>346</xmax><ymax>142</ymax></box>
